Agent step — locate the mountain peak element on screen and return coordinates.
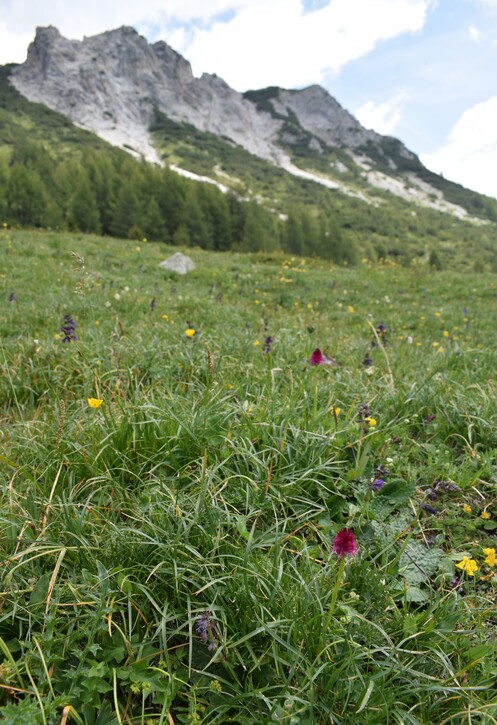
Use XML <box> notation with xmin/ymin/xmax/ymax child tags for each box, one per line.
<box><xmin>9</xmin><ymin>25</ymin><xmax>464</xmax><ymax>217</ymax></box>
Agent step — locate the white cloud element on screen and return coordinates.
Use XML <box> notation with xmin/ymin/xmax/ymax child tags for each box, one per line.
<box><xmin>355</xmin><ymin>95</ymin><xmax>405</xmax><ymax>135</ymax></box>
<box><xmin>0</xmin><ymin>0</ymin><xmax>431</xmax><ymax>86</ymax></box>
<box><xmin>469</xmin><ymin>0</ymin><xmax>497</xmax><ymax>9</ymax></box>
<box><xmin>0</xmin><ymin>0</ymin><xmax>239</xmax><ymax>63</ymax></box>
<box><xmin>469</xmin><ymin>24</ymin><xmax>481</xmax><ymax>41</ymax></box>
<box><xmin>421</xmin><ymin>97</ymin><xmax>497</xmax><ymax>197</ymax></box>
<box><xmin>172</xmin><ymin>0</ymin><xmax>430</xmax><ymax>91</ymax></box>
<box><xmin>0</xmin><ymin>23</ymin><xmax>33</xmax><ymax>64</ymax></box>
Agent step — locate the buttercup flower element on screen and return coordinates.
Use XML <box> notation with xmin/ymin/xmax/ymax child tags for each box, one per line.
<box><xmin>462</xmin><ymin>504</ymin><xmax>472</xmax><ymax>513</ymax></box>
<box><xmin>481</xmin><ymin>511</ymin><xmax>491</xmax><ymax>520</ymax></box>
<box><xmin>483</xmin><ymin>548</ymin><xmax>496</xmax><ymax>567</ymax></box>
<box><xmin>88</xmin><ymin>398</ymin><xmax>103</xmax><ymax>408</ymax></box>
<box><xmin>332</xmin><ymin>529</ymin><xmax>358</xmax><ymax>558</ymax></box>
<box><xmin>185</xmin><ymin>328</ymin><xmax>197</xmax><ymax>338</ymax></box>
<box><xmin>455</xmin><ymin>556</ymin><xmax>478</xmax><ymax>576</ymax></box>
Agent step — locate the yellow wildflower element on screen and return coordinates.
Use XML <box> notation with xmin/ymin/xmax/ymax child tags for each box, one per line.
<box><xmin>483</xmin><ymin>548</ymin><xmax>496</xmax><ymax>567</ymax></box>
<box><xmin>481</xmin><ymin>511</ymin><xmax>491</xmax><ymax>520</ymax></box>
<box><xmin>331</xmin><ymin>406</ymin><xmax>341</xmax><ymax>416</ymax></box>
<box><xmin>185</xmin><ymin>328</ymin><xmax>196</xmax><ymax>338</ymax></box>
<box><xmin>347</xmin><ymin>305</ymin><xmax>355</xmax><ymax>313</ymax></box>
<box><xmin>88</xmin><ymin>398</ymin><xmax>103</xmax><ymax>408</ymax></box>
<box><xmin>462</xmin><ymin>504</ymin><xmax>472</xmax><ymax>513</ymax></box>
<box><xmin>455</xmin><ymin>556</ymin><xmax>478</xmax><ymax>576</ymax></box>
<box><xmin>483</xmin><ymin>548</ymin><xmax>496</xmax><ymax>566</ymax></box>
<box><xmin>253</xmin><ymin>340</ymin><xmax>260</xmax><ymax>347</ymax></box>
<box><xmin>364</xmin><ymin>417</ymin><xmax>377</xmax><ymax>428</ymax></box>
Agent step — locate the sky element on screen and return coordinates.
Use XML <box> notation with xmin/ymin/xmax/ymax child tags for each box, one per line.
<box><xmin>2</xmin><ymin>0</ymin><xmax>497</xmax><ymax>198</ymax></box>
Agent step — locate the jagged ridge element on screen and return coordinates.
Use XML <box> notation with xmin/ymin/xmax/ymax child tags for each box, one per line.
<box><xmin>7</xmin><ymin>25</ymin><xmax>494</xmax><ymax>220</ymax></box>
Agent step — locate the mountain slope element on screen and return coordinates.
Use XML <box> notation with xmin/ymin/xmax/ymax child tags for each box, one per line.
<box><xmin>9</xmin><ymin>24</ymin><xmax>497</xmax><ymax>225</ymax></box>
<box><xmin>3</xmin><ymin>25</ymin><xmax>497</xmax><ymax>268</ymax></box>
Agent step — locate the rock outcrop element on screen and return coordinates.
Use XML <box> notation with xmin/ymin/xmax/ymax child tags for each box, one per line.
<box><xmin>10</xmin><ymin>25</ymin><xmax>417</xmax><ymax>167</ymax></box>
<box><xmin>10</xmin><ymin>26</ymin><xmax>284</xmax><ymax>164</ymax></box>
<box><xmin>10</xmin><ymin>25</ymin><xmax>458</xmax><ymax>215</ymax></box>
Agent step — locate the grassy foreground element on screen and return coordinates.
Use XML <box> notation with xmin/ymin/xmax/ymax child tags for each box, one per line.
<box><xmin>1</xmin><ymin>227</ymin><xmax>497</xmax><ymax>724</ymax></box>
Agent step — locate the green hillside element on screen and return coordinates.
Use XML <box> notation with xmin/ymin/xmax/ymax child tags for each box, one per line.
<box><xmin>1</xmin><ymin>226</ymin><xmax>497</xmax><ymax>722</ymax></box>
<box><xmin>1</xmin><ymin>65</ymin><xmax>497</xmax><ymax>269</ymax></box>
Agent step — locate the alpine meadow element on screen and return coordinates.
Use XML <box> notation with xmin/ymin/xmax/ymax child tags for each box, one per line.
<box><xmin>1</xmin><ymin>23</ymin><xmax>497</xmax><ymax>725</ymax></box>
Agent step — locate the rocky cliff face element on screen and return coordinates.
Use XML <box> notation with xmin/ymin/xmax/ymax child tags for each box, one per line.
<box><xmin>11</xmin><ymin>25</ymin><xmax>460</xmax><ymax>215</ymax></box>
<box><xmin>10</xmin><ymin>25</ymin><xmax>414</xmax><ymax>164</ymax></box>
<box><xmin>10</xmin><ymin>26</ymin><xmax>285</xmax><ymax>163</ymax></box>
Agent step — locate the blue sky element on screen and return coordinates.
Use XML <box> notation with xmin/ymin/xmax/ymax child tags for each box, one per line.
<box><xmin>1</xmin><ymin>0</ymin><xmax>497</xmax><ymax>197</ymax></box>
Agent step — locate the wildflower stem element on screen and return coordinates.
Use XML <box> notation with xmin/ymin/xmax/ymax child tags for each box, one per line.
<box><xmin>367</xmin><ymin>320</ymin><xmax>394</xmax><ymax>390</ymax></box>
<box><xmin>325</xmin><ymin>556</ymin><xmax>346</xmax><ymax>632</ymax></box>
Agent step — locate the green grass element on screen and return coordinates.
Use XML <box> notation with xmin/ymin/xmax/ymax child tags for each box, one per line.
<box><xmin>1</xmin><ymin>226</ymin><xmax>497</xmax><ymax>723</ymax></box>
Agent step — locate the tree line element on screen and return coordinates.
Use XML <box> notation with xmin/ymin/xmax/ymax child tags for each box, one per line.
<box><xmin>0</xmin><ymin>140</ymin><xmax>358</xmax><ymax>263</ymax></box>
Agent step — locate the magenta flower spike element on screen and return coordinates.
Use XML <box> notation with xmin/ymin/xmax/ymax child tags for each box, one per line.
<box><xmin>309</xmin><ymin>348</ymin><xmax>332</xmax><ymax>366</ymax></box>
<box><xmin>332</xmin><ymin>529</ymin><xmax>358</xmax><ymax>558</ymax></box>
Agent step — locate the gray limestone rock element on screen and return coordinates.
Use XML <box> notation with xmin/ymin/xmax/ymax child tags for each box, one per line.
<box><xmin>9</xmin><ymin>25</ymin><xmax>416</xmax><ymax>167</ymax></box>
<box><xmin>159</xmin><ymin>253</ymin><xmax>196</xmax><ymax>275</ymax></box>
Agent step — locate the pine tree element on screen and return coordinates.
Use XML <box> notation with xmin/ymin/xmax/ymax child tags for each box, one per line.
<box><xmin>143</xmin><ymin>197</ymin><xmax>166</xmax><ymax>241</ymax></box>
<box><xmin>6</xmin><ymin>164</ymin><xmax>49</xmax><ymax>226</ymax></box>
<box><xmin>180</xmin><ymin>187</ymin><xmax>210</xmax><ymax>248</ymax></box>
<box><xmin>111</xmin><ymin>181</ymin><xmax>141</xmax><ymax>239</ymax></box>
<box><xmin>197</xmin><ymin>184</ymin><xmax>232</xmax><ymax>251</ymax></box>
<box><xmin>284</xmin><ymin>213</ymin><xmax>305</xmax><ymax>255</ymax></box>
<box><xmin>85</xmin><ymin>152</ymin><xmax>118</xmax><ymax>234</ymax></box>
<box><xmin>67</xmin><ymin>171</ymin><xmax>101</xmax><ymax>233</ymax></box>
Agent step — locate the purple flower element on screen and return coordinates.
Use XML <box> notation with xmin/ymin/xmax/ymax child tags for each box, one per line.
<box><xmin>375</xmin><ymin>464</ymin><xmax>389</xmax><ymax>479</ymax></box>
<box><xmin>263</xmin><ymin>336</ymin><xmax>273</xmax><ymax>354</ymax></box>
<box><xmin>372</xmin><ymin>323</ymin><xmax>388</xmax><ymax>347</ymax></box>
<box><xmin>196</xmin><ymin>611</ymin><xmax>218</xmax><ymax>652</ymax></box>
<box><xmin>60</xmin><ymin>314</ymin><xmax>77</xmax><ymax>343</ymax></box>
<box><xmin>149</xmin><ymin>297</ymin><xmax>156</xmax><ymax>310</ymax></box>
<box><xmin>362</xmin><ymin>354</ymin><xmax>373</xmax><ymax>367</ymax></box>
<box><xmin>309</xmin><ymin>348</ymin><xmax>332</xmax><ymax>366</ymax></box>
<box><xmin>332</xmin><ymin>529</ymin><xmax>358</xmax><ymax>558</ymax></box>
<box><xmin>8</xmin><ymin>292</ymin><xmax>16</xmax><ymax>303</ymax></box>
<box><xmin>358</xmin><ymin>403</ymin><xmax>370</xmax><ymax>420</ymax></box>
<box><xmin>371</xmin><ymin>478</ymin><xmax>385</xmax><ymax>491</ymax></box>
